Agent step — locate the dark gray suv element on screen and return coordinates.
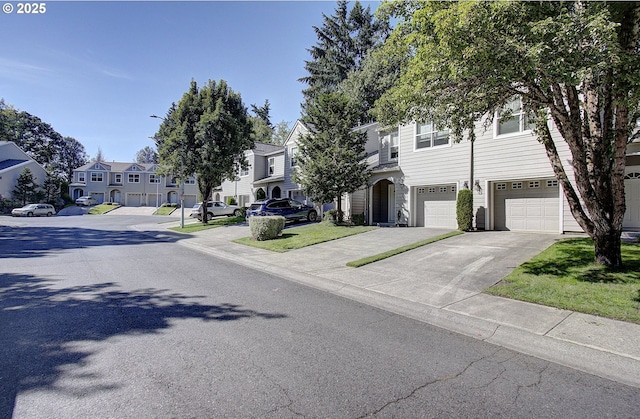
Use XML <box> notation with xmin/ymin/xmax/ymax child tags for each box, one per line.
<box><xmin>246</xmin><ymin>199</ymin><xmax>318</xmax><ymax>222</ymax></box>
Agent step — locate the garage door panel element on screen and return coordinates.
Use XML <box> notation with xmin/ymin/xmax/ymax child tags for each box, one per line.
<box><xmin>624</xmin><ymin>178</ymin><xmax>640</xmax><ymax>228</ymax></box>
<box><xmin>416</xmin><ymin>184</ymin><xmax>457</xmax><ymax>228</ymax></box>
<box><xmin>424</xmin><ymin>201</ymin><xmax>457</xmax><ymax>228</ymax></box>
<box><xmin>496</xmin><ymin>181</ymin><xmax>559</xmax><ymax>232</ymax></box>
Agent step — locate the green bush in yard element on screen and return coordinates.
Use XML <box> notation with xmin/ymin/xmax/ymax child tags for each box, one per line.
<box><xmin>456</xmin><ymin>188</ymin><xmax>473</xmax><ymax>231</ymax></box>
<box><xmin>249</xmin><ymin>216</ymin><xmax>285</xmax><ymax>241</ymax></box>
<box><xmin>351</xmin><ymin>213</ymin><xmax>365</xmax><ymax>226</ymax></box>
<box><xmin>323</xmin><ymin>209</ymin><xmax>338</xmax><ymax>224</ymax></box>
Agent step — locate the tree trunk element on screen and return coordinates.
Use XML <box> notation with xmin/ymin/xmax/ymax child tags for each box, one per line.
<box><xmin>593</xmin><ymin>227</ymin><xmax>623</xmax><ymax>267</ymax></box>
<box><xmin>336</xmin><ymin>193</ymin><xmax>343</xmax><ymax>224</ymax></box>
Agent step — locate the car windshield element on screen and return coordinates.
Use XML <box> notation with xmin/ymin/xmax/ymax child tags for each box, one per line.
<box><xmin>25</xmin><ymin>205</ymin><xmax>38</xmax><ymax>209</ymax></box>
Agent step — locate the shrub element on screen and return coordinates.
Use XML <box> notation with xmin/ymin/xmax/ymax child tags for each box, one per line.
<box><xmin>456</xmin><ymin>188</ymin><xmax>474</xmax><ymax>231</ymax></box>
<box><xmin>249</xmin><ymin>216</ymin><xmax>285</xmax><ymax>241</ymax></box>
<box><xmin>351</xmin><ymin>213</ymin><xmax>365</xmax><ymax>226</ymax></box>
<box><xmin>227</xmin><ymin>196</ymin><xmax>237</xmax><ymax>206</ymax></box>
<box><xmin>323</xmin><ymin>209</ymin><xmax>338</xmax><ymax>224</ymax></box>
<box><xmin>236</xmin><ymin>207</ymin><xmax>247</xmax><ymax>217</ymax></box>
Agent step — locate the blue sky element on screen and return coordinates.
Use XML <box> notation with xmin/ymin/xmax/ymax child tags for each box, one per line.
<box><xmin>1</xmin><ymin>1</ymin><xmax>379</xmax><ymax>162</ymax></box>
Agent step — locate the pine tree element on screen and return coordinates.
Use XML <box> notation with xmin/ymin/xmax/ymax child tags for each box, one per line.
<box><xmin>13</xmin><ymin>168</ymin><xmax>39</xmax><ymax>205</ymax></box>
<box><xmin>293</xmin><ymin>92</ymin><xmax>371</xmax><ymax>223</ymax></box>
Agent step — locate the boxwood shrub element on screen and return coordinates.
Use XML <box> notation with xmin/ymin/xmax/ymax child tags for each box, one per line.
<box><xmin>249</xmin><ymin>216</ymin><xmax>286</xmax><ymax>241</ymax></box>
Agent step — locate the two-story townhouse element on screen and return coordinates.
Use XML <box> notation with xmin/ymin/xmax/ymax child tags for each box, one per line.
<box><xmin>355</xmin><ymin>98</ymin><xmax>640</xmax><ymax>233</ymax></box>
<box><xmin>70</xmin><ymin>161</ymin><xmax>199</xmax><ymax>207</ymax></box>
<box><xmin>0</xmin><ymin>141</ymin><xmax>48</xmax><ymax>200</ymax></box>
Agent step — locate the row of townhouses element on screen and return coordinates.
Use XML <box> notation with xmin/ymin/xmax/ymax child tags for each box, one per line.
<box><xmin>70</xmin><ymin>100</ymin><xmax>640</xmax><ymax>233</ymax></box>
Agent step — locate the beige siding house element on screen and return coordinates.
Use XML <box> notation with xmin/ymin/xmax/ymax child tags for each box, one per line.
<box><xmin>70</xmin><ymin>161</ymin><xmax>199</xmax><ymax>207</ymax></box>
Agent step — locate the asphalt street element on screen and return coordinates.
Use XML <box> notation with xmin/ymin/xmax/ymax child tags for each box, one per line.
<box><xmin>1</xmin><ymin>214</ymin><xmax>639</xmax><ymax>418</ymax></box>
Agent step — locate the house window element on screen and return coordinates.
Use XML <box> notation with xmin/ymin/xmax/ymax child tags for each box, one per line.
<box><xmin>290</xmin><ymin>147</ymin><xmax>298</xmax><ymax>167</ymax></box>
<box><xmin>439</xmin><ymin>186</ymin><xmax>448</xmax><ymax>193</ymax></box>
<box><xmin>114</xmin><ymin>174</ymin><xmax>122</xmax><ymax>184</ymax></box>
<box><xmin>387</xmin><ymin>130</ymin><xmax>399</xmax><ymax>160</ymax></box>
<box><xmin>497</xmin><ymin>97</ymin><xmax>534</xmax><ymax>136</ymax></box>
<box><xmin>451</xmin><ymin>186</ymin><xmax>457</xmax><ymax>193</ymax></box>
<box><xmin>268</xmin><ymin>157</ymin><xmax>275</xmax><ymax>175</ymax></box>
<box><xmin>186</xmin><ymin>177</ymin><xmax>195</xmax><ymax>185</ymax></box>
<box><xmin>240</xmin><ymin>166</ymin><xmax>249</xmax><ymax>177</ymax></box>
<box><xmin>416</xmin><ymin>121</ymin><xmax>450</xmax><ymax>150</ymax></box>
<box><xmin>128</xmin><ymin>174</ymin><xmax>140</xmax><ymax>183</ymax></box>
<box><xmin>496</xmin><ymin>183</ymin><xmax>506</xmax><ymax>190</ymax></box>
<box><xmin>78</xmin><ymin>172</ymin><xmax>85</xmax><ymax>182</ymax></box>
<box><xmin>90</xmin><ymin>172</ymin><xmax>103</xmax><ymax>182</ymax></box>
<box><xmin>417</xmin><ymin>187</ymin><xmax>426</xmax><ymax>194</ymax></box>
<box><xmin>427</xmin><ymin>187</ymin><xmax>436</xmax><ymax>193</ymax></box>
<box><xmin>149</xmin><ymin>174</ymin><xmax>160</xmax><ymax>184</ymax></box>
<box><xmin>547</xmin><ymin>179</ymin><xmax>559</xmax><ymax>187</ymax></box>
<box><xmin>512</xmin><ymin>182</ymin><xmax>523</xmax><ymax>189</ymax></box>
<box><xmin>529</xmin><ymin>181</ymin><xmax>540</xmax><ymax>188</ymax></box>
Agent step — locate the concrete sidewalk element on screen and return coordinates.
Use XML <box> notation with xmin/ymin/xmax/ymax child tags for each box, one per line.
<box><xmin>136</xmin><ymin>220</ymin><xmax>640</xmax><ymax>388</ymax></box>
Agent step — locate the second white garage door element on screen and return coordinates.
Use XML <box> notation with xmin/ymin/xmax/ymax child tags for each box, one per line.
<box><xmin>416</xmin><ymin>185</ymin><xmax>457</xmax><ymax>228</ymax></box>
<box><xmin>494</xmin><ymin>179</ymin><xmax>559</xmax><ymax>232</ymax></box>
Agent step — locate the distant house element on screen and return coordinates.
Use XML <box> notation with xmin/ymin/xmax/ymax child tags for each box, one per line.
<box><xmin>69</xmin><ymin>161</ymin><xmax>199</xmax><ymax>207</ymax></box>
<box><xmin>0</xmin><ymin>141</ymin><xmax>48</xmax><ymax>200</ymax></box>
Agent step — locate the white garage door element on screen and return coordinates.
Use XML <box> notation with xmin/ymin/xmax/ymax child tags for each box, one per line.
<box><xmin>624</xmin><ymin>171</ymin><xmax>640</xmax><ymax>229</ymax></box>
<box><xmin>494</xmin><ymin>179</ymin><xmax>559</xmax><ymax>232</ymax></box>
<box><xmin>127</xmin><ymin>193</ymin><xmax>142</xmax><ymax>206</ymax></box>
<box><xmin>416</xmin><ymin>185</ymin><xmax>457</xmax><ymax>228</ymax></box>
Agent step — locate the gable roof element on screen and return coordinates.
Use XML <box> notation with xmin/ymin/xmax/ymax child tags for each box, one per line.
<box><xmin>0</xmin><ymin>159</ymin><xmax>28</xmax><ymax>171</ymax></box>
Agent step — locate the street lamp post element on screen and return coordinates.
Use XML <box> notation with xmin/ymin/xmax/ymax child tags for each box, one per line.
<box><xmin>150</xmin><ymin>114</ymin><xmax>185</xmax><ymax>228</ymax></box>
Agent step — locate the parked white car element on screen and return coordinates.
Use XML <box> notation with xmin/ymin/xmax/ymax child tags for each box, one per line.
<box><xmin>12</xmin><ymin>204</ymin><xmax>56</xmax><ymax>217</ymax></box>
<box><xmin>75</xmin><ymin>196</ymin><xmax>98</xmax><ymax>206</ymax></box>
<box><xmin>190</xmin><ymin>201</ymin><xmax>243</xmax><ymax>220</ymax></box>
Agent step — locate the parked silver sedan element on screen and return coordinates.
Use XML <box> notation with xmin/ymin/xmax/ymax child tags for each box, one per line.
<box><xmin>12</xmin><ymin>204</ymin><xmax>56</xmax><ymax>217</ymax></box>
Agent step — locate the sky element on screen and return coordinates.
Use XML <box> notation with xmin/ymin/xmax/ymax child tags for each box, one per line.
<box><xmin>1</xmin><ymin>0</ymin><xmax>380</xmax><ymax>162</ymax></box>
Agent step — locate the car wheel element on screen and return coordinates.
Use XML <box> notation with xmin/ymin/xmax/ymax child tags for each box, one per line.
<box><xmin>307</xmin><ymin>210</ymin><xmax>318</xmax><ymax>222</ymax></box>
<box><xmin>27</xmin><ymin>212</ymin><xmax>33</xmax><ymax>217</ymax></box>
<box><xmin>233</xmin><ymin>209</ymin><xmax>242</xmax><ymax>217</ymax></box>
<box><xmin>47</xmin><ymin>212</ymin><xmax>53</xmax><ymax>217</ymax></box>
<box><xmin>207</xmin><ymin>212</ymin><xmax>213</xmax><ymax>219</ymax></box>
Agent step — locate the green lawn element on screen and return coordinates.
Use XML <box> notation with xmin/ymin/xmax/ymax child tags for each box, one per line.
<box><xmin>87</xmin><ymin>204</ymin><xmax>121</xmax><ymax>214</ymax></box>
<box><xmin>153</xmin><ymin>206</ymin><xmax>178</xmax><ymax>215</ymax></box>
<box><xmin>487</xmin><ymin>238</ymin><xmax>640</xmax><ymax>324</ymax></box>
<box><xmin>169</xmin><ymin>216</ymin><xmax>245</xmax><ymax>233</ymax></box>
<box><xmin>234</xmin><ymin>223</ymin><xmax>377</xmax><ymax>252</ymax></box>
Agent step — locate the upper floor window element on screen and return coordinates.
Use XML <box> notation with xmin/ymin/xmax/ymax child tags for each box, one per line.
<box><xmin>240</xmin><ymin>167</ymin><xmax>249</xmax><ymax>177</ymax></box>
<box><xmin>149</xmin><ymin>174</ymin><xmax>160</xmax><ymax>184</ymax></box>
<box><xmin>386</xmin><ymin>130</ymin><xmax>399</xmax><ymax>160</ymax></box>
<box><xmin>290</xmin><ymin>147</ymin><xmax>298</xmax><ymax>167</ymax></box>
<box><xmin>185</xmin><ymin>177</ymin><xmax>196</xmax><ymax>185</ymax></box>
<box><xmin>78</xmin><ymin>172</ymin><xmax>85</xmax><ymax>182</ymax></box>
<box><xmin>497</xmin><ymin>97</ymin><xmax>534</xmax><ymax>136</ymax></box>
<box><xmin>128</xmin><ymin>173</ymin><xmax>140</xmax><ymax>183</ymax></box>
<box><xmin>90</xmin><ymin>172</ymin><xmax>103</xmax><ymax>182</ymax></box>
<box><xmin>114</xmin><ymin>174</ymin><xmax>122</xmax><ymax>184</ymax></box>
<box><xmin>268</xmin><ymin>157</ymin><xmax>275</xmax><ymax>175</ymax></box>
<box><xmin>416</xmin><ymin>121</ymin><xmax>450</xmax><ymax>150</ymax></box>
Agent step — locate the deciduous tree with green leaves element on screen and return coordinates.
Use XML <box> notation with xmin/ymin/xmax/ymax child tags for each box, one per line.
<box><xmin>154</xmin><ymin>79</ymin><xmax>253</xmax><ymax>224</ymax></box>
<box><xmin>375</xmin><ymin>1</ymin><xmax>640</xmax><ymax>267</ymax></box>
<box><xmin>293</xmin><ymin>92</ymin><xmax>371</xmax><ymax>223</ymax></box>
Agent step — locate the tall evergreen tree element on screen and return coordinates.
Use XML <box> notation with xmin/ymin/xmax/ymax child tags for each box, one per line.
<box><xmin>293</xmin><ymin>92</ymin><xmax>371</xmax><ymax>223</ymax></box>
<box><xmin>13</xmin><ymin>168</ymin><xmax>39</xmax><ymax>205</ymax></box>
<box><xmin>299</xmin><ymin>1</ymin><xmax>390</xmax><ymax>112</ymax></box>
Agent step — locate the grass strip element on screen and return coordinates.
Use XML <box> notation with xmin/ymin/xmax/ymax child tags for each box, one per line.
<box><xmin>153</xmin><ymin>206</ymin><xmax>178</xmax><ymax>215</ymax></box>
<box><xmin>346</xmin><ymin>230</ymin><xmax>464</xmax><ymax>268</ymax></box>
<box><xmin>88</xmin><ymin>204</ymin><xmax>121</xmax><ymax>214</ymax></box>
<box><xmin>170</xmin><ymin>216</ymin><xmax>245</xmax><ymax>233</ymax></box>
<box><xmin>234</xmin><ymin>223</ymin><xmax>377</xmax><ymax>252</ymax></box>
<box><xmin>487</xmin><ymin>238</ymin><xmax>640</xmax><ymax>324</ymax></box>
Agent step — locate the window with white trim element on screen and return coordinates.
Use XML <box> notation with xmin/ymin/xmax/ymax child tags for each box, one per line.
<box><xmin>497</xmin><ymin>97</ymin><xmax>534</xmax><ymax>136</ymax></box>
<box><xmin>114</xmin><ymin>174</ymin><xmax>122</xmax><ymax>184</ymax></box>
<box><xmin>416</xmin><ymin>121</ymin><xmax>450</xmax><ymax>150</ymax></box>
<box><xmin>427</xmin><ymin>187</ymin><xmax>436</xmax><ymax>193</ymax></box>
<box><xmin>439</xmin><ymin>186</ymin><xmax>448</xmax><ymax>193</ymax></box>
<box><xmin>529</xmin><ymin>181</ymin><xmax>540</xmax><ymax>188</ymax></box>
<box><xmin>268</xmin><ymin>157</ymin><xmax>275</xmax><ymax>175</ymax></box>
<box><xmin>512</xmin><ymin>182</ymin><xmax>523</xmax><ymax>189</ymax></box>
<box><xmin>290</xmin><ymin>147</ymin><xmax>298</xmax><ymax>167</ymax></box>
<box><xmin>186</xmin><ymin>177</ymin><xmax>195</xmax><ymax>185</ymax></box>
<box><xmin>417</xmin><ymin>187</ymin><xmax>426</xmax><ymax>194</ymax></box>
<box><xmin>386</xmin><ymin>130</ymin><xmax>399</xmax><ymax>160</ymax></box>
<box><xmin>149</xmin><ymin>174</ymin><xmax>160</xmax><ymax>184</ymax></box>
<box><xmin>547</xmin><ymin>179</ymin><xmax>558</xmax><ymax>187</ymax></box>
<box><xmin>78</xmin><ymin>172</ymin><xmax>85</xmax><ymax>182</ymax></box>
<box><xmin>496</xmin><ymin>183</ymin><xmax>506</xmax><ymax>190</ymax></box>
<box><xmin>128</xmin><ymin>174</ymin><xmax>140</xmax><ymax>183</ymax></box>
<box><xmin>240</xmin><ymin>167</ymin><xmax>249</xmax><ymax>176</ymax></box>
<box><xmin>90</xmin><ymin>172</ymin><xmax>103</xmax><ymax>182</ymax></box>
<box><xmin>451</xmin><ymin>186</ymin><xmax>457</xmax><ymax>193</ymax></box>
